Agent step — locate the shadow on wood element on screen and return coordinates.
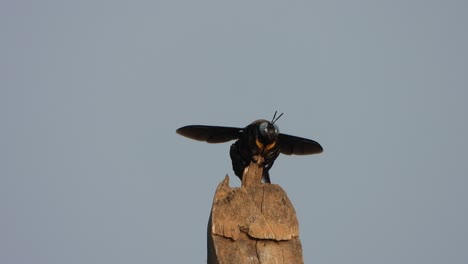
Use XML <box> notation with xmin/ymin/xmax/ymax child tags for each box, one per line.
<box><xmin>207</xmin><ymin>161</ymin><xmax>303</xmax><ymax>264</ymax></box>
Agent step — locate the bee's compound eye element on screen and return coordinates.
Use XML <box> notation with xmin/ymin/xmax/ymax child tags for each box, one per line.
<box><xmin>259</xmin><ymin>122</ymin><xmax>269</xmax><ymax>136</ymax></box>
<box><xmin>273</xmin><ymin>123</ymin><xmax>279</xmax><ymax>135</ymax></box>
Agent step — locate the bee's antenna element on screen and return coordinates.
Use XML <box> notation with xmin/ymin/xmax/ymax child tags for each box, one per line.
<box><xmin>271</xmin><ymin>111</ymin><xmax>283</xmax><ymax>124</ymax></box>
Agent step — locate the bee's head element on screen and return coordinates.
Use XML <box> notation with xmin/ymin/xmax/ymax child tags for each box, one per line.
<box><xmin>258</xmin><ymin>121</ymin><xmax>279</xmax><ymax>142</ymax></box>
<box><xmin>258</xmin><ymin>111</ymin><xmax>283</xmax><ymax>143</ymax></box>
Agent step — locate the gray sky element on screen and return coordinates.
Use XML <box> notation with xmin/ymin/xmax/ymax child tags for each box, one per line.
<box><xmin>2</xmin><ymin>0</ymin><xmax>467</xmax><ymax>263</ymax></box>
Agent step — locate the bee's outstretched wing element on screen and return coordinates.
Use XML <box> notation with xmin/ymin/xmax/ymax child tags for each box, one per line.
<box><xmin>176</xmin><ymin>125</ymin><xmax>242</xmax><ymax>143</ymax></box>
<box><xmin>278</xmin><ymin>133</ymin><xmax>323</xmax><ymax>155</ymax></box>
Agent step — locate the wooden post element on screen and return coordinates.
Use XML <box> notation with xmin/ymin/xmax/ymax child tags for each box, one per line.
<box><xmin>207</xmin><ymin>160</ymin><xmax>304</xmax><ymax>264</ymax></box>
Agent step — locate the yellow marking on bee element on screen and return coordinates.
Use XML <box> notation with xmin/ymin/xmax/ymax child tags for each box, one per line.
<box><xmin>256</xmin><ymin>138</ymin><xmax>276</xmax><ymax>152</ymax></box>
<box><xmin>265</xmin><ymin>141</ymin><xmax>276</xmax><ymax>151</ymax></box>
<box><xmin>255</xmin><ymin>138</ymin><xmax>264</xmax><ymax>150</ymax></box>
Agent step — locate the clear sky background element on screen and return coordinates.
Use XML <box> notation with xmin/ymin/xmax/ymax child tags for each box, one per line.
<box><xmin>2</xmin><ymin>1</ymin><xmax>467</xmax><ymax>263</ymax></box>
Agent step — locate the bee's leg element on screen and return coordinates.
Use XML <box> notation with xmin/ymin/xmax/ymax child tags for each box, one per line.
<box><xmin>262</xmin><ymin>171</ymin><xmax>271</xmax><ymax>184</ymax></box>
<box><xmin>230</xmin><ymin>142</ymin><xmax>247</xmax><ymax>182</ymax></box>
<box><xmin>262</xmin><ymin>160</ymin><xmax>275</xmax><ymax>184</ymax></box>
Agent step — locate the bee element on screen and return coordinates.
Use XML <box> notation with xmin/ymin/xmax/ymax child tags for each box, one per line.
<box><xmin>176</xmin><ymin>112</ymin><xmax>323</xmax><ymax>183</ymax></box>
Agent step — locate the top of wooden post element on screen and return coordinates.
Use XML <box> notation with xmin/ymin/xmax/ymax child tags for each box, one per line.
<box><xmin>207</xmin><ymin>161</ymin><xmax>303</xmax><ymax>264</ymax></box>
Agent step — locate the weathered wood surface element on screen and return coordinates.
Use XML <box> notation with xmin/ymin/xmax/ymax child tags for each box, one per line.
<box><xmin>207</xmin><ymin>161</ymin><xmax>303</xmax><ymax>264</ymax></box>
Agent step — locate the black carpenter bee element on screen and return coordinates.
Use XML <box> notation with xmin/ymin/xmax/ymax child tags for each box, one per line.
<box><xmin>176</xmin><ymin>112</ymin><xmax>323</xmax><ymax>183</ymax></box>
